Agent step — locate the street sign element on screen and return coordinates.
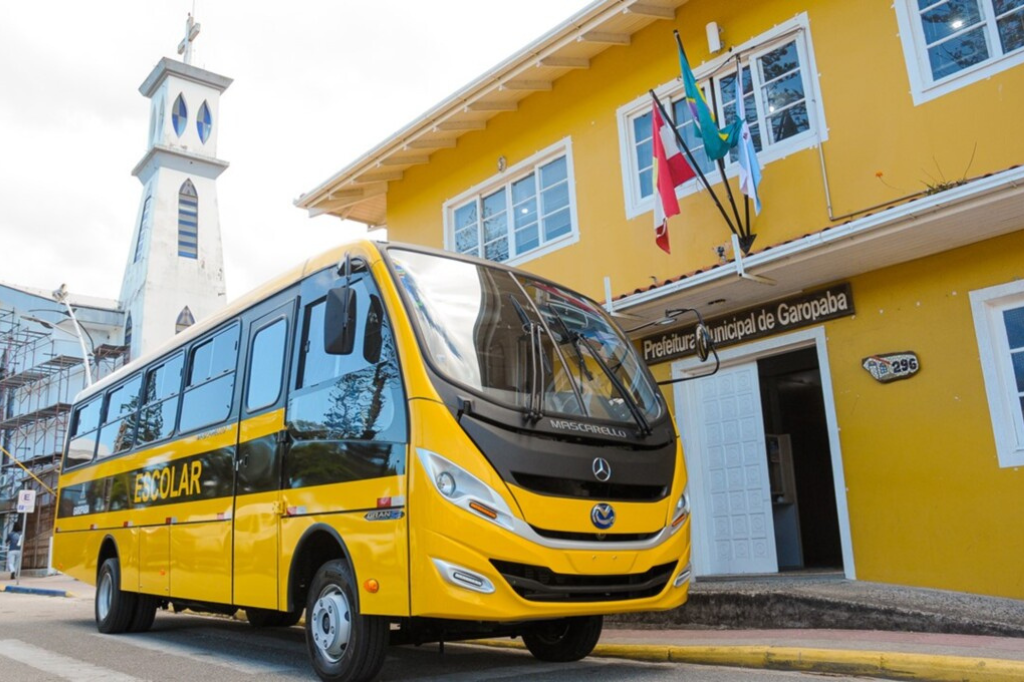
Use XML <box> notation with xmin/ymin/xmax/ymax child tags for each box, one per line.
<box><xmin>16</xmin><ymin>490</ymin><xmax>36</xmax><ymax>514</ymax></box>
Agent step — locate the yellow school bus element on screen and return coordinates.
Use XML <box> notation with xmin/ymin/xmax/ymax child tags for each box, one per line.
<box><xmin>54</xmin><ymin>241</ymin><xmax>692</xmax><ymax>681</ymax></box>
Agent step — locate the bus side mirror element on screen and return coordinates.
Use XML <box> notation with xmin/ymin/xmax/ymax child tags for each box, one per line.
<box><xmin>325</xmin><ymin>286</ymin><xmax>357</xmax><ymax>355</ymax></box>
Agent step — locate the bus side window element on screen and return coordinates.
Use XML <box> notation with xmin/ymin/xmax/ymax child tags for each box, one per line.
<box><xmin>96</xmin><ymin>375</ymin><xmax>143</xmax><ymax>459</ymax></box>
<box><xmin>137</xmin><ymin>353</ymin><xmax>184</xmax><ymax>445</ymax></box>
<box><xmin>179</xmin><ymin>323</ymin><xmax>240</xmax><ymax>434</ymax></box>
<box><xmin>246</xmin><ymin>318</ymin><xmax>288</xmax><ymax>412</ymax></box>
<box><xmin>64</xmin><ymin>397</ymin><xmax>102</xmax><ymax>468</ymax></box>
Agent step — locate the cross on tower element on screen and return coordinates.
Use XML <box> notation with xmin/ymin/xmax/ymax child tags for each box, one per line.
<box><xmin>177</xmin><ymin>13</ymin><xmax>201</xmax><ymax>65</ymax></box>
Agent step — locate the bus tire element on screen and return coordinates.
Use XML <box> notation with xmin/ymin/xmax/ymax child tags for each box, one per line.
<box><xmin>95</xmin><ymin>558</ymin><xmax>138</xmax><ymax>634</ymax></box>
<box><xmin>522</xmin><ymin>615</ymin><xmax>603</xmax><ymax>662</ymax></box>
<box><xmin>305</xmin><ymin>559</ymin><xmax>388</xmax><ymax>682</ymax></box>
<box><xmin>247</xmin><ymin>607</ymin><xmax>302</xmax><ymax>628</ymax></box>
<box><xmin>127</xmin><ymin>594</ymin><xmax>159</xmax><ymax>633</ymax></box>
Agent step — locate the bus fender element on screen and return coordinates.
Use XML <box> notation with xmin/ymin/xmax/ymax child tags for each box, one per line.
<box><xmin>286</xmin><ymin>522</ymin><xmax>355</xmax><ymax>613</ymax></box>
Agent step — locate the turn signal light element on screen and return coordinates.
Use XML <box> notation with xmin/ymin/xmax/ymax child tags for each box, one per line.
<box><xmin>364</xmin><ymin>579</ymin><xmax>379</xmax><ymax>593</ymax></box>
<box><xmin>469</xmin><ymin>500</ymin><xmax>498</xmax><ymax>519</ymax></box>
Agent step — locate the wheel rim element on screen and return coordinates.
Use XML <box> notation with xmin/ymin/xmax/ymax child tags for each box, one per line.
<box><xmin>310</xmin><ymin>584</ymin><xmax>352</xmax><ymax>663</ymax></box>
<box><xmin>97</xmin><ymin>571</ymin><xmax>113</xmax><ymax>621</ymax></box>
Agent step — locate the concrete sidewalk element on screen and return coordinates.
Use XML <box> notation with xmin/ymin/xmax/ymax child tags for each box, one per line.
<box><xmin>6</xmin><ymin>572</ymin><xmax>1024</xmax><ymax>680</ymax></box>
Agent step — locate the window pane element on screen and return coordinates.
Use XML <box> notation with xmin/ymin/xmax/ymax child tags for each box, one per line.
<box><xmin>145</xmin><ymin>354</ymin><xmax>183</xmax><ymax>405</ymax></box>
<box><xmin>919</xmin><ymin>0</ymin><xmax>984</xmax><ymax>44</ymax></box>
<box><xmin>995</xmin><ymin>0</ymin><xmax>1024</xmax><ymax>13</ymax></box>
<box><xmin>1004</xmin><ymin>307</ymin><xmax>1024</xmax><ymax>348</ymax></box>
<box><xmin>72</xmin><ymin>398</ymin><xmax>102</xmax><ymax>437</ymax></box>
<box><xmin>189</xmin><ymin>325</ymin><xmax>239</xmax><ymax>385</ymax></box>
<box><xmin>454</xmin><ymin>226</ymin><xmax>478</xmax><ymax>254</ymax></box>
<box><xmin>513</xmin><ymin>196</ymin><xmax>538</xmax><ymax>230</ymax></box>
<box><xmin>301</xmin><ymin>300</ymin><xmax>335</xmax><ymax>388</ymax></box>
<box><xmin>635</xmin><ymin>139</ymin><xmax>653</xmax><ymax>172</ymax></box>
<box><xmin>541</xmin><ymin>181</ymin><xmax>569</xmax><ymax>217</ymax></box>
<box><xmin>633</xmin><ymin>111</ymin><xmax>652</xmax><ymax>141</ymax></box>
<box><xmin>515</xmin><ymin>224</ymin><xmax>539</xmax><ymax>253</ymax></box>
<box><xmin>759</xmin><ymin>41</ymin><xmax>801</xmax><ymax>81</ymax></box>
<box><xmin>511</xmin><ymin>174</ymin><xmax>536</xmax><ymax>205</ymax></box>
<box><xmin>997</xmin><ymin>5</ymin><xmax>1024</xmax><ymax>53</ymax></box>
<box><xmin>247</xmin><ymin>319</ymin><xmax>287</xmax><ymax>412</ymax></box>
<box><xmin>106</xmin><ymin>376</ymin><xmax>142</xmax><ymax>420</ymax></box>
<box><xmin>484</xmin><ymin>237</ymin><xmax>510</xmax><ymax>262</ymax></box>
<box><xmin>454</xmin><ymin>202</ymin><xmax>477</xmax><ymax>230</ymax></box>
<box><xmin>928</xmin><ymin>26</ymin><xmax>990</xmax><ymax>79</ymax></box>
<box><xmin>639</xmin><ymin>168</ymin><xmax>654</xmax><ymax>198</ymax></box>
<box><xmin>540</xmin><ymin>157</ymin><xmax>567</xmax><ymax>187</ymax></box>
<box><xmin>769</xmin><ymin>102</ymin><xmax>810</xmax><ymax>143</ymax></box>
<box><xmin>97</xmin><ymin>416</ymin><xmax>135</xmax><ymax>458</ymax></box>
<box><xmin>483</xmin><ymin>190</ymin><xmax>508</xmax><ymax>244</ymax></box>
<box><xmin>763</xmin><ymin>71</ymin><xmax>806</xmax><ymax>115</ymax></box>
<box><xmin>65</xmin><ymin>435</ymin><xmax>96</xmax><ymax>467</ymax></box>
<box><xmin>672</xmin><ymin>100</ymin><xmax>714</xmax><ymax>174</ymax></box>
<box><xmin>1011</xmin><ymin>350</ymin><xmax>1024</xmax><ymax>392</ymax></box>
<box><xmin>136</xmin><ymin>399</ymin><xmax>177</xmax><ymax>445</ymax></box>
<box><xmin>179</xmin><ymin>374</ymin><xmax>235</xmax><ymax>432</ymax></box>
<box><xmin>543</xmin><ymin>207</ymin><xmax>572</xmax><ymax>241</ymax></box>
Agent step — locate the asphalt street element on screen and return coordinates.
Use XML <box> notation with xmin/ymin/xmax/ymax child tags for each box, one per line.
<box><xmin>0</xmin><ymin>590</ymin><xmax>881</xmax><ymax>681</ymax></box>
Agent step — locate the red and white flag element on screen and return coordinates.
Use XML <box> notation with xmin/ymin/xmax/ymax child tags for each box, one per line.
<box><xmin>651</xmin><ymin>98</ymin><xmax>695</xmax><ymax>253</ymax></box>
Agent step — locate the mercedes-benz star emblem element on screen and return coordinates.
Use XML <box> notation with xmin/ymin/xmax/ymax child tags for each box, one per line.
<box><xmin>591</xmin><ymin>503</ymin><xmax>615</xmax><ymax>530</ymax></box>
<box><xmin>592</xmin><ymin>457</ymin><xmax>612</xmax><ymax>482</ymax></box>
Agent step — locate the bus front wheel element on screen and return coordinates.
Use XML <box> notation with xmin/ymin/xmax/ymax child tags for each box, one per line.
<box><xmin>95</xmin><ymin>558</ymin><xmax>138</xmax><ymax>634</ymax></box>
<box><xmin>304</xmin><ymin>559</ymin><xmax>388</xmax><ymax>682</ymax></box>
<box><xmin>522</xmin><ymin>615</ymin><xmax>603</xmax><ymax>662</ymax></box>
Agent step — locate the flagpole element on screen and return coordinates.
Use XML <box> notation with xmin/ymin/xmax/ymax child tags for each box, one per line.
<box><xmin>650</xmin><ymin>90</ymin><xmax>739</xmax><ymax>239</ymax></box>
<box><xmin>736</xmin><ymin>54</ymin><xmax>751</xmax><ymax>240</ymax></box>
<box><xmin>706</xmin><ymin>71</ymin><xmax>747</xmax><ymax>244</ymax></box>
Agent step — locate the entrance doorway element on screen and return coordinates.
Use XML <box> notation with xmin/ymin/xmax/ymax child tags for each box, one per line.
<box><xmin>673</xmin><ymin>327</ymin><xmax>853</xmax><ymax>579</ymax></box>
<box><xmin>758</xmin><ymin>348</ymin><xmax>843</xmax><ymax>571</ymax></box>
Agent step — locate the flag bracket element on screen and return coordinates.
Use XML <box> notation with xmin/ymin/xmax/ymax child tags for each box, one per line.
<box><xmin>732</xmin><ymin>233</ymin><xmax>775</xmax><ymax>286</ymax></box>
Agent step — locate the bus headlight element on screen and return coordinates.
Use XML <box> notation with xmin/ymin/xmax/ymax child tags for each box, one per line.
<box><xmin>416</xmin><ymin>448</ymin><xmax>515</xmax><ymax>531</ymax></box>
<box><xmin>671</xmin><ymin>484</ymin><xmax>690</xmax><ymax>530</ymax></box>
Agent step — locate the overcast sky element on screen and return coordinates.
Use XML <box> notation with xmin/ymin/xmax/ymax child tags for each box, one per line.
<box><xmin>0</xmin><ymin>1</ymin><xmax>592</xmax><ymax>304</ymax></box>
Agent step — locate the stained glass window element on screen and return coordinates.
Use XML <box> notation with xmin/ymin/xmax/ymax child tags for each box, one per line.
<box><xmin>197</xmin><ymin>101</ymin><xmax>212</xmax><ymax>144</ymax></box>
<box><xmin>172</xmin><ymin>93</ymin><xmax>188</xmax><ymax>138</ymax></box>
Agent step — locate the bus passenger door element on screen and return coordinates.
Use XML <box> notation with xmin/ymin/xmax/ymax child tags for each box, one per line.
<box><xmin>233</xmin><ymin>299</ymin><xmax>295</xmax><ymax>609</ymax></box>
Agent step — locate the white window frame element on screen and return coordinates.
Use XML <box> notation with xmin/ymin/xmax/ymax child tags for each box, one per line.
<box><xmin>443</xmin><ymin>137</ymin><xmax>579</xmax><ymax>266</ymax></box>
<box><xmin>895</xmin><ymin>0</ymin><xmax>1024</xmax><ymax>105</ymax></box>
<box><xmin>970</xmin><ymin>279</ymin><xmax>1024</xmax><ymax>468</ymax></box>
<box><xmin>617</xmin><ymin>13</ymin><xmax>827</xmax><ymax>221</ymax></box>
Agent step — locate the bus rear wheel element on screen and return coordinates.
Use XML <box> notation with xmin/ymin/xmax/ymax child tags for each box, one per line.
<box><xmin>304</xmin><ymin>559</ymin><xmax>388</xmax><ymax>682</ymax></box>
<box><xmin>522</xmin><ymin>615</ymin><xmax>603</xmax><ymax>662</ymax></box>
<box><xmin>95</xmin><ymin>558</ymin><xmax>138</xmax><ymax>634</ymax></box>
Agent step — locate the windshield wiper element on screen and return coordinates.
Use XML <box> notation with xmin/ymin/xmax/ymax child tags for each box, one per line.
<box><xmin>540</xmin><ymin>301</ymin><xmax>650</xmax><ymax>437</ymax></box>
<box><xmin>509</xmin><ymin>295</ymin><xmax>547</xmax><ymax>422</ymax></box>
<box><xmin>574</xmin><ymin>332</ymin><xmax>652</xmax><ymax>437</ymax></box>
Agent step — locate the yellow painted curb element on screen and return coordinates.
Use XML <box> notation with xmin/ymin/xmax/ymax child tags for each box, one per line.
<box><xmin>471</xmin><ymin>639</ymin><xmax>1024</xmax><ymax>682</ymax></box>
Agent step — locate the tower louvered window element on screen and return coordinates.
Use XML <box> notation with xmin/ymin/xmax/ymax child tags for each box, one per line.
<box><xmin>178</xmin><ymin>180</ymin><xmax>199</xmax><ymax>258</ymax></box>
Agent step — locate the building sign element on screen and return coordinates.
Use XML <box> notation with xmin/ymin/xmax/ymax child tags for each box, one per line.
<box><xmin>639</xmin><ymin>284</ymin><xmax>855</xmax><ymax>364</ymax></box>
<box><xmin>862</xmin><ymin>352</ymin><xmax>920</xmax><ymax>383</ymax></box>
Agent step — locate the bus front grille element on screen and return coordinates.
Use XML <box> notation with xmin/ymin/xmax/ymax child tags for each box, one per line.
<box><xmin>528</xmin><ymin>526</ymin><xmax>660</xmax><ymax>543</ymax></box>
<box><xmin>490</xmin><ymin>559</ymin><xmax>676</xmax><ymax>602</ymax></box>
<box><xmin>512</xmin><ymin>472</ymin><xmax>668</xmax><ymax>501</ymax></box>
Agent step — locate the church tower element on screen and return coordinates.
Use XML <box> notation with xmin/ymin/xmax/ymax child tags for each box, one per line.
<box><xmin>120</xmin><ymin>15</ymin><xmax>231</xmax><ymax>359</ymax></box>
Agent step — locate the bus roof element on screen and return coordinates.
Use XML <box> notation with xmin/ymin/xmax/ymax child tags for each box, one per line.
<box><xmin>73</xmin><ymin>238</ymin><xmax>384</xmax><ymax>405</ymax></box>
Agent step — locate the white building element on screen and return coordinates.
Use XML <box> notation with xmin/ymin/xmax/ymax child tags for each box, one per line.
<box><xmin>1</xmin><ymin>16</ymin><xmax>229</xmax><ymax>570</ymax></box>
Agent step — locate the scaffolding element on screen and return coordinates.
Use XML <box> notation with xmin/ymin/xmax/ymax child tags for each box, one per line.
<box><xmin>0</xmin><ymin>308</ymin><xmax>128</xmax><ymax>570</ymax></box>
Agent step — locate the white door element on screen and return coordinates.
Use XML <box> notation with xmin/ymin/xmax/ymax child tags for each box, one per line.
<box><xmin>678</xmin><ymin>362</ymin><xmax>777</xmax><ymax>575</ymax></box>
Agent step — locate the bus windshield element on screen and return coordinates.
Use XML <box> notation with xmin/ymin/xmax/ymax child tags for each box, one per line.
<box><xmin>388</xmin><ymin>248</ymin><xmax>663</xmax><ymax>428</ymax></box>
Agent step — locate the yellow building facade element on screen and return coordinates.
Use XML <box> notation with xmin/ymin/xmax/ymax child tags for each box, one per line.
<box><xmin>300</xmin><ymin>0</ymin><xmax>1024</xmax><ymax>599</ymax></box>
